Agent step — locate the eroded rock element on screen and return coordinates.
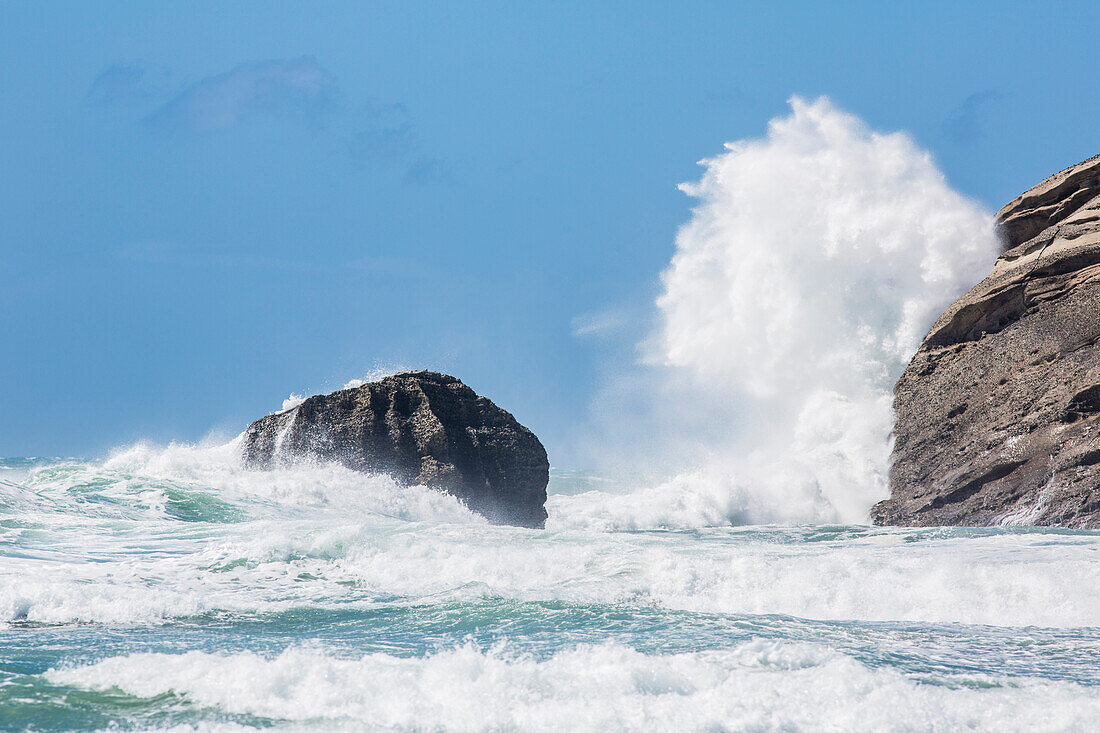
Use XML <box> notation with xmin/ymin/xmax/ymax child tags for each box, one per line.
<box><xmin>873</xmin><ymin>155</ymin><xmax>1100</xmax><ymax>528</ymax></box>
<box><xmin>242</xmin><ymin>371</ymin><xmax>549</xmax><ymax>528</ymax></box>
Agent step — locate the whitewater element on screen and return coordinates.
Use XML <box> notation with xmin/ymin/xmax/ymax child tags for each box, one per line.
<box><xmin>4</xmin><ymin>98</ymin><xmax>1099</xmax><ymax>731</ymax></box>
<box><xmin>3</xmin><ymin>450</ymin><xmax>1100</xmax><ymax>731</ymax></box>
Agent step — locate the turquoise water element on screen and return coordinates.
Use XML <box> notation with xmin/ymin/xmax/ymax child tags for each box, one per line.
<box><xmin>2</xmin><ymin>451</ymin><xmax>1100</xmax><ymax>731</ymax></box>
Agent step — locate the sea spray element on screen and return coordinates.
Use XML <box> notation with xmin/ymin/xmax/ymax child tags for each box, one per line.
<box><xmin>4</xmin><ymin>456</ymin><xmax>1100</xmax><ymax>628</ymax></box>
<box><xmin>567</xmin><ymin>96</ymin><xmax>1001</xmax><ymax>527</ymax></box>
<box><xmin>5</xmin><ymin>458</ymin><xmax>1100</xmax><ymax>729</ymax></box>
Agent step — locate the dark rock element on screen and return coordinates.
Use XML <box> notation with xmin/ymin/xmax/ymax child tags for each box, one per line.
<box><xmin>873</xmin><ymin>155</ymin><xmax>1100</xmax><ymax>528</ymax></box>
<box><xmin>242</xmin><ymin>371</ymin><xmax>549</xmax><ymax>528</ymax></box>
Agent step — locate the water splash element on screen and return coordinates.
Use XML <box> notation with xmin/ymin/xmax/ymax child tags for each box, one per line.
<box><xmin>570</xmin><ymin>96</ymin><xmax>999</xmax><ymax>526</ymax></box>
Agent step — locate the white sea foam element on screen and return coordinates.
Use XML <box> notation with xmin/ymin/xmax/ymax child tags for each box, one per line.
<box><xmin>280</xmin><ymin>394</ymin><xmax>306</xmax><ymax>412</ymax></box>
<box><xmin>47</xmin><ymin>641</ymin><xmax>1100</xmax><ymax>732</ymax></box>
<box><xmin>274</xmin><ymin>366</ymin><xmax>409</xmax><ymax>412</ymax></box>
<box><xmin>0</xmin><ymin>444</ymin><xmax>483</xmax><ymax>625</ymax></box>
<box><xmin>580</xmin><ymin>96</ymin><xmax>1000</xmax><ymax>527</ymax></box>
<box><xmin>3</xmin><ymin>450</ymin><xmax>1100</xmax><ymax>628</ymax></box>
<box><xmin>343</xmin><ymin>365</ymin><xmax>411</xmax><ymax>390</ymax></box>
<box><xmin>97</xmin><ymin>441</ymin><xmax>481</xmax><ymax>522</ymax></box>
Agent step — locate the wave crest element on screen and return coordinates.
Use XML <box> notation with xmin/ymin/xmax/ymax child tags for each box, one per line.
<box><xmin>581</xmin><ymin>96</ymin><xmax>999</xmax><ymax>526</ymax></box>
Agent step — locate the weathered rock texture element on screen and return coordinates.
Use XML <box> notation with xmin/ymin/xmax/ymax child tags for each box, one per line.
<box><xmin>873</xmin><ymin>155</ymin><xmax>1100</xmax><ymax>527</ymax></box>
<box><xmin>242</xmin><ymin>371</ymin><xmax>549</xmax><ymax>528</ymax></box>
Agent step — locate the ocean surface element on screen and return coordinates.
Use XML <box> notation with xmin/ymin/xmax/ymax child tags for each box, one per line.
<box><xmin>2</xmin><ymin>447</ymin><xmax>1100</xmax><ymax>732</ymax></box>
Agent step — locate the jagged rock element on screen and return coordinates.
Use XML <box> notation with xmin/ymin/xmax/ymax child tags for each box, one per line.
<box><xmin>242</xmin><ymin>371</ymin><xmax>549</xmax><ymax>528</ymax></box>
<box><xmin>873</xmin><ymin>155</ymin><xmax>1100</xmax><ymax>528</ymax></box>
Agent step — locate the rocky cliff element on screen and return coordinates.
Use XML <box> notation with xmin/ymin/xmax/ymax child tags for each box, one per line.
<box><xmin>242</xmin><ymin>371</ymin><xmax>549</xmax><ymax>528</ymax></box>
<box><xmin>873</xmin><ymin>155</ymin><xmax>1100</xmax><ymax>527</ymax></box>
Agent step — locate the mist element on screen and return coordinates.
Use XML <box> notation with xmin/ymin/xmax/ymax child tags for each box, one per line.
<box><xmin>560</xmin><ymin>96</ymin><xmax>1000</xmax><ymax>528</ymax></box>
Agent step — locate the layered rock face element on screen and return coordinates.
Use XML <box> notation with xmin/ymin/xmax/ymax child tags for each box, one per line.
<box><xmin>242</xmin><ymin>371</ymin><xmax>549</xmax><ymax>528</ymax></box>
<box><xmin>873</xmin><ymin>155</ymin><xmax>1100</xmax><ymax>527</ymax></box>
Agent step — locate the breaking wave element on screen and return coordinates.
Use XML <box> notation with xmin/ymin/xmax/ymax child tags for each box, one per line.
<box><xmin>572</xmin><ymin>96</ymin><xmax>1000</xmax><ymax>527</ymax></box>
<box><xmin>3</xmin><ymin>456</ymin><xmax>1100</xmax><ymax>629</ymax></box>
<box><xmin>45</xmin><ymin>640</ymin><xmax>1100</xmax><ymax>732</ymax></box>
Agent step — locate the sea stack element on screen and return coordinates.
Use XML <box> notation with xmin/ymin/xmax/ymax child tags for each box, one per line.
<box><xmin>242</xmin><ymin>371</ymin><xmax>549</xmax><ymax>528</ymax></box>
<box><xmin>873</xmin><ymin>155</ymin><xmax>1100</xmax><ymax>527</ymax></box>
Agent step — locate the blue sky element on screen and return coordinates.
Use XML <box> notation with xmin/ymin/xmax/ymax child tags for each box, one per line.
<box><xmin>2</xmin><ymin>1</ymin><xmax>1097</xmax><ymax>462</ymax></box>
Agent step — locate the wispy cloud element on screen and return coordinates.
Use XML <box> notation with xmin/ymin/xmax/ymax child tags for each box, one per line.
<box><xmin>114</xmin><ymin>239</ymin><xmax>328</xmax><ymax>273</ymax></box>
<box><xmin>115</xmin><ymin>241</ymin><xmax>439</xmax><ymax>281</ymax></box>
<box><xmin>89</xmin><ymin>56</ymin><xmax>452</xmax><ymax>181</ymax></box>
<box><xmin>145</xmin><ymin>56</ymin><xmax>336</xmax><ymax>132</ymax></box>
<box><xmin>346</xmin><ymin>102</ymin><xmax>454</xmax><ymax>184</ymax></box>
<box><xmin>571</xmin><ymin>306</ymin><xmax>639</xmax><ymax>338</ymax></box>
<box><xmin>404</xmin><ymin>156</ymin><xmax>455</xmax><ymax>185</ymax></box>
<box><xmin>350</xmin><ymin>122</ymin><xmax>419</xmax><ymax>163</ymax></box>
<box><xmin>943</xmin><ymin>91</ymin><xmax>1003</xmax><ymax>144</ymax></box>
<box><xmin>87</xmin><ymin>62</ymin><xmax>171</xmax><ymax>105</ymax></box>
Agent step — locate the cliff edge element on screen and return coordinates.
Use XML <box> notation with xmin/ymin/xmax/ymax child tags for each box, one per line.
<box><xmin>873</xmin><ymin>155</ymin><xmax>1100</xmax><ymax>527</ymax></box>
